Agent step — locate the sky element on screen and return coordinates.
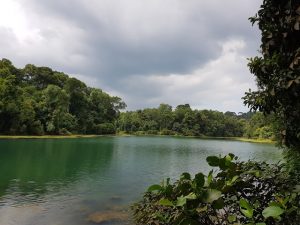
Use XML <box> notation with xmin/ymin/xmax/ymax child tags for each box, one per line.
<box><xmin>0</xmin><ymin>0</ymin><xmax>262</xmax><ymax>112</ymax></box>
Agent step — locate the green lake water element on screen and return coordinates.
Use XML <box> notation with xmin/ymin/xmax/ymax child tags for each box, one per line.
<box><xmin>0</xmin><ymin>136</ymin><xmax>281</xmax><ymax>225</ymax></box>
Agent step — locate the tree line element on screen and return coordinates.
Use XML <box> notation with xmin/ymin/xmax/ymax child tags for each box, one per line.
<box><xmin>117</xmin><ymin>103</ymin><xmax>275</xmax><ymax>139</ymax></box>
<box><xmin>0</xmin><ymin>58</ymin><xmax>126</xmax><ymax>135</ymax></box>
<box><xmin>0</xmin><ymin>59</ymin><xmax>275</xmax><ymax>138</ymax></box>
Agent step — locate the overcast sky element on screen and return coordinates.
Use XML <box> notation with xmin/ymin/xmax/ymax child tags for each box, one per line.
<box><xmin>0</xmin><ymin>0</ymin><xmax>262</xmax><ymax>112</ymax></box>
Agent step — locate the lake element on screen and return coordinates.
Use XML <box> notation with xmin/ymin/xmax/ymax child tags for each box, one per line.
<box><xmin>0</xmin><ymin>136</ymin><xmax>281</xmax><ymax>225</ymax></box>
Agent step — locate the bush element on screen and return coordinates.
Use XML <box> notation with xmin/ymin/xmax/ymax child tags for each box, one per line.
<box><xmin>132</xmin><ymin>154</ymin><xmax>300</xmax><ymax>225</ymax></box>
<box><xmin>160</xmin><ymin>129</ymin><xmax>175</xmax><ymax>135</ymax></box>
<box><xmin>94</xmin><ymin>123</ymin><xmax>116</xmax><ymax>134</ymax></box>
<box><xmin>135</xmin><ymin>131</ymin><xmax>146</xmax><ymax>135</ymax></box>
<box><xmin>59</xmin><ymin>128</ymin><xmax>71</xmax><ymax>135</ymax></box>
<box><xmin>147</xmin><ymin>130</ymin><xmax>159</xmax><ymax>135</ymax></box>
<box><xmin>30</xmin><ymin>120</ymin><xmax>44</xmax><ymax>135</ymax></box>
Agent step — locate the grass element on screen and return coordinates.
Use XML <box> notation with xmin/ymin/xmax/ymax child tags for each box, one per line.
<box><xmin>229</xmin><ymin>137</ymin><xmax>275</xmax><ymax>144</ymax></box>
<box><xmin>0</xmin><ymin>134</ymin><xmax>106</xmax><ymax>139</ymax></box>
<box><xmin>116</xmin><ymin>132</ymin><xmax>275</xmax><ymax>144</ymax></box>
<box><xmin>0</xmin><ymin>134</ymin><xmax>275</xmax><ymax>144</ymax></box>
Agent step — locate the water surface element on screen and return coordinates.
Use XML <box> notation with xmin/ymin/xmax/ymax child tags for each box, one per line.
<box><xmin>0</xmin><ymin>136</ymin><xmax>281</xmax><ymax>225</ymax></box>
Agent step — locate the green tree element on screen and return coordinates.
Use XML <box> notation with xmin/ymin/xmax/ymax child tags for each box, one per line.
<box><xmin>43</xmin><ymin>85</ymin><xmax>76</xmax><ymax>134</ymax></box>
<box><xmin>243</xmin><ymin>1</ymin><xmax>300</xmax><ymax>149</ymax></box>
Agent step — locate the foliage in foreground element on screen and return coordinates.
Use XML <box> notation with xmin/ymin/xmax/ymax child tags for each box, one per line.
<box><xmin>243</xmin><ymin>0</ymin><xmax>300</xmax><ymax>149</ymax></box>
<box><xmin>132</xmin><ymin>154</ymin><xmax>300</xmax><ymax>225</ymax></box>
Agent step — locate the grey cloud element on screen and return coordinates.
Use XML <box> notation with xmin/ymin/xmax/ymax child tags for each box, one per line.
<box><xmin>1</xmin><ymin>0</ymin><xmax>262</xmax><ymax>112</ymax></box>
<box><xmin>19</xmin><ymin>0</ymin><xmax>261</xmax><ymax>78</ymax></box>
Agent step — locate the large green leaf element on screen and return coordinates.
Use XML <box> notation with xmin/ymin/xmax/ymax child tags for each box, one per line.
<box><xmin>194</xmin><ymin>172</ymin><xmax>205</xmax><ymax>188</ymax></box>
<box><xmin>239</xmin><ymin>199</ymin><xmax>254</xmax><ymax>218</ymax></box>
<box><xmin>205</xmin><ymin>189</ymin><xmax>222</xmax><ymax>203</ymax></box>
<box><xmin>176</xmin><ymin>196</ymin><xmax>187</xmax><ymax>207</ymax></box>
<box><xmin>147</xmin><ymin>184</ymin><xmax>162</xmax><ymax>192</ymax></box>
<box><xmin>206</xmin><ymin>156</ymin><xmax>220</xmax><ymax>167</ymax></box>
<box><xmin>159</xmin><ymin>198</ymin><xmax>174</xmax><ymax>207</ymax></box>
<box><xmin>262</xmin><ymin>206</ymin><xmax>284</xmax><ymax>219</ymax></box>
<box><xmin>176</xmin><ymin>193</ymin><xmax>196</xmax><ymax>207</ymax></box>
<box><xmin>180</xmin><ymin>172</ymin><xmax>191</xmax><ymax>180</ymax></box>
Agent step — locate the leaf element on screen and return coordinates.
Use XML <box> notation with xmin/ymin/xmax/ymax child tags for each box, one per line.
<box><xmin>226</xmin><ymin>175</ymin><xmax>239</xmax><ymax>186</ymax></box>
<box><xmin>239</xmin><ymin>199</ymin><xmax>254</xmax><ymax>218</ymax></box>
<box><xmin>148</xmin><ymin>184</ymin><xmax>162</xmax><ymax>192</ymax></box>
<box><xmin>228</xmin><ymin>215</ymin><xmax>236</xmax><ymax>223</ymax></box>
<box><xmin>176</xmin><ymin>196</ymin><xmax>187</xmax><ymax>207</ymax></box>
<box><xmin>256</xmin><ymin>223</ymin><xmax>266</xmax><ymax>225</ymax></box>
<box><xmin>176</xmin><ymin>192</ymin><xmax>197</xmax><ymax>207</ymax></box>
<box><xmin>196</xmin><ymin>205</ymin><xmax>208</xmax><ymax>213</ymax></box>
<box><xmin>180</xmin><ymin>172</ymin><xmax>191</xmax><ymax>180</ymax></box>
<box><xmin>194</xmin><ymin>173</ymin><xmax>205</xmax><ymax>188</ymax></box>
<box><xmin>206</xmin><ymin>170</ymin><xmax>213</xmax><ymax>186</ymax></box>
<box><xmin>206</xmin><ymin>156</ymin><xmax>220</xmax><ymax>167</ymax></box>
<box><xmin>205</xmin><ymin>189</ymin><xmax>222</xmax><ymax>203</ymax></box>
<box><xmin>185</xmin><ymin>192</ymin><xmax>197</xmax><ymax>200</ymax></box>
<box><xmin>212</xmin><ymin>198</ymin><xmax>224</xmax><ymax>209</ymax></box>
<box><xmin>159</xmin><ymin>198</ymin><xmax>174</xmax><ymax>207</ymax></box>
<box><xmin>225</xmin><ymin>154</ymin><xmax>233</xmax><ymax>162</ymax></box>
<box><xmin>262</xmin><ymin>206</ymin><xmax>284</xmax><ymax>219</ymax></box>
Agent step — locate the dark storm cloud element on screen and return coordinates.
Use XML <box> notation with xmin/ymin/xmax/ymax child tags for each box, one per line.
<box><xmin>1</xmin><ymin>0</ymin><xmax>262</xmax><ymax>111</ymax></box>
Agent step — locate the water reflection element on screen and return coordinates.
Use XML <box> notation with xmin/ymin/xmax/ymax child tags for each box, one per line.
<box><xmin>0</xmin><ymin>136</ymin><xmax>281</xmax><ymax>225</ymax></box>
<box><xmin>0</xmin><ymin>138</ymin><xmax>115</xmax><ymax>201</ymax></box>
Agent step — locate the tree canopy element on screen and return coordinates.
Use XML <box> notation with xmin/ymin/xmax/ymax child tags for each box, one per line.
<box><xmin>117</xmin><ymin>104</ymin><xmax>274</xmax><ymax>139</ymax></box>
<box><xmin>0</xmin><ymin>58</ymin><xmax>126</xmax><ymax>135</ymax></box>
<box><xmin>243</xmin><ymin>0</ymin><xmax>300</xmax><ymax>149</ymax></box>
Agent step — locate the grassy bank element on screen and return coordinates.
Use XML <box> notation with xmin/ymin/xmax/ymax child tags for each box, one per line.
<box><xmin>0</xmin><ymin>134</ymin><xmax>275</xmax><ymax>144</ymax></box>
<box><xmin>229</xmin><ymin>137</ymin><xmax>275</xmax><ymax>144</ymax></box>
<box><xmin>0</xmin><ymin>134</ymin><xmax>106</xmax><ymax>139</ymax></box>
<box><xmin>117</xmin><ymin>132</ymin><xmax>275</xmax><ymax>144</ymax></box>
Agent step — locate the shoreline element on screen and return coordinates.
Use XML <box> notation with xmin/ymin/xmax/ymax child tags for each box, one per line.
<box><xmin>0</xmin><ymin>134</ymin><xmax>108</xmax><ymax>139</ymax></box>
<box><xmin>0</xmin><ymin>134</ymin><xmax>275</xmax><ymax>144</ymax></box>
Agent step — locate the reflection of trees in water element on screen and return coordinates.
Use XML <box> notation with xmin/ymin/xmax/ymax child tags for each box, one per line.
<box><xmin>0</xmin><ymin>138</ymin><xmax>115</xmax><ymax>199</ymax></box>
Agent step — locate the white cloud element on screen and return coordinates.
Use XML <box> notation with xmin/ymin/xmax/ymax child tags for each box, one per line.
<box><xmin>121</xmin><ymin>39</ymin><xmax>256</xmax><ymax>112</ymax></box>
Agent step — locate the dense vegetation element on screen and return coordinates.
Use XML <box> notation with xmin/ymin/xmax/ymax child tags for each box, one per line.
<box><xmin>117</xmin><ymin>104</ymin><xmax>275</xmax><ymax>139</ymax></box>
<box><xmin>243</xmin><ymin>0</ymin><xmax>300</xmax><ymax>150</ymax></box>
<box><xmin>133</xmin><ymin>154</ymin><xmax>300</xmax><ymax>225</ymax></box>
<box><xmin>0</xmin><ymin>58</ymin><xmax>275</xmax><ymax>139</ymax></box>
<box><xmin>0</xmin><ymin>58</ymin><xmax>126</xmax><ymax>135</ymax></box>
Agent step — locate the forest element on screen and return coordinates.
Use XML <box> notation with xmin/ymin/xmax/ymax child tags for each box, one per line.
<box><xmin>117</xmin><ymin>105</ymin><xmax>275</xmax><ymax>139</ymax></box>
<box><xmin>0</xmin><ymin>58</ymin><xmax>126</xmax><ymax>135</ymax></box>
<box><xmin>0</xmin><ymin>58</ymin><xmax>275</xmax><ymax>138</ymax></box>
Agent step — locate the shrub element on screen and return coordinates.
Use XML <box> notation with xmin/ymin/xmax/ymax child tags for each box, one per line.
<box><xmin>160</xmin><ymin>129</ymin><xmax>175</xmax><ymax>135</ymax></box>
<box><xmin>59</xmin><ymin>128</ymin><xmax>71</xmax><ymax>135</ymax></box>
<box><xmin>30</xmin><ymin>120</ymin><xmax>44</xmax><ymax>135</ymax></box>
<box><xmin>132</xmin><ymin>154</ymin><xmax>300</xmax><ymax>225</ymax></box>
<box><xmin>94</xmin><ymin>123</ymin><xmax>116</xmax><ymax>134</ymax></box>
<box><xmin>147</xmin><ymin>130</ymin><xmax>159</xmax><ymax>135</ymax></box>
<box><xmin>135</xmin><ymin>131</ymin><xmax>146</xmax><ymax>135</ymax></box>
